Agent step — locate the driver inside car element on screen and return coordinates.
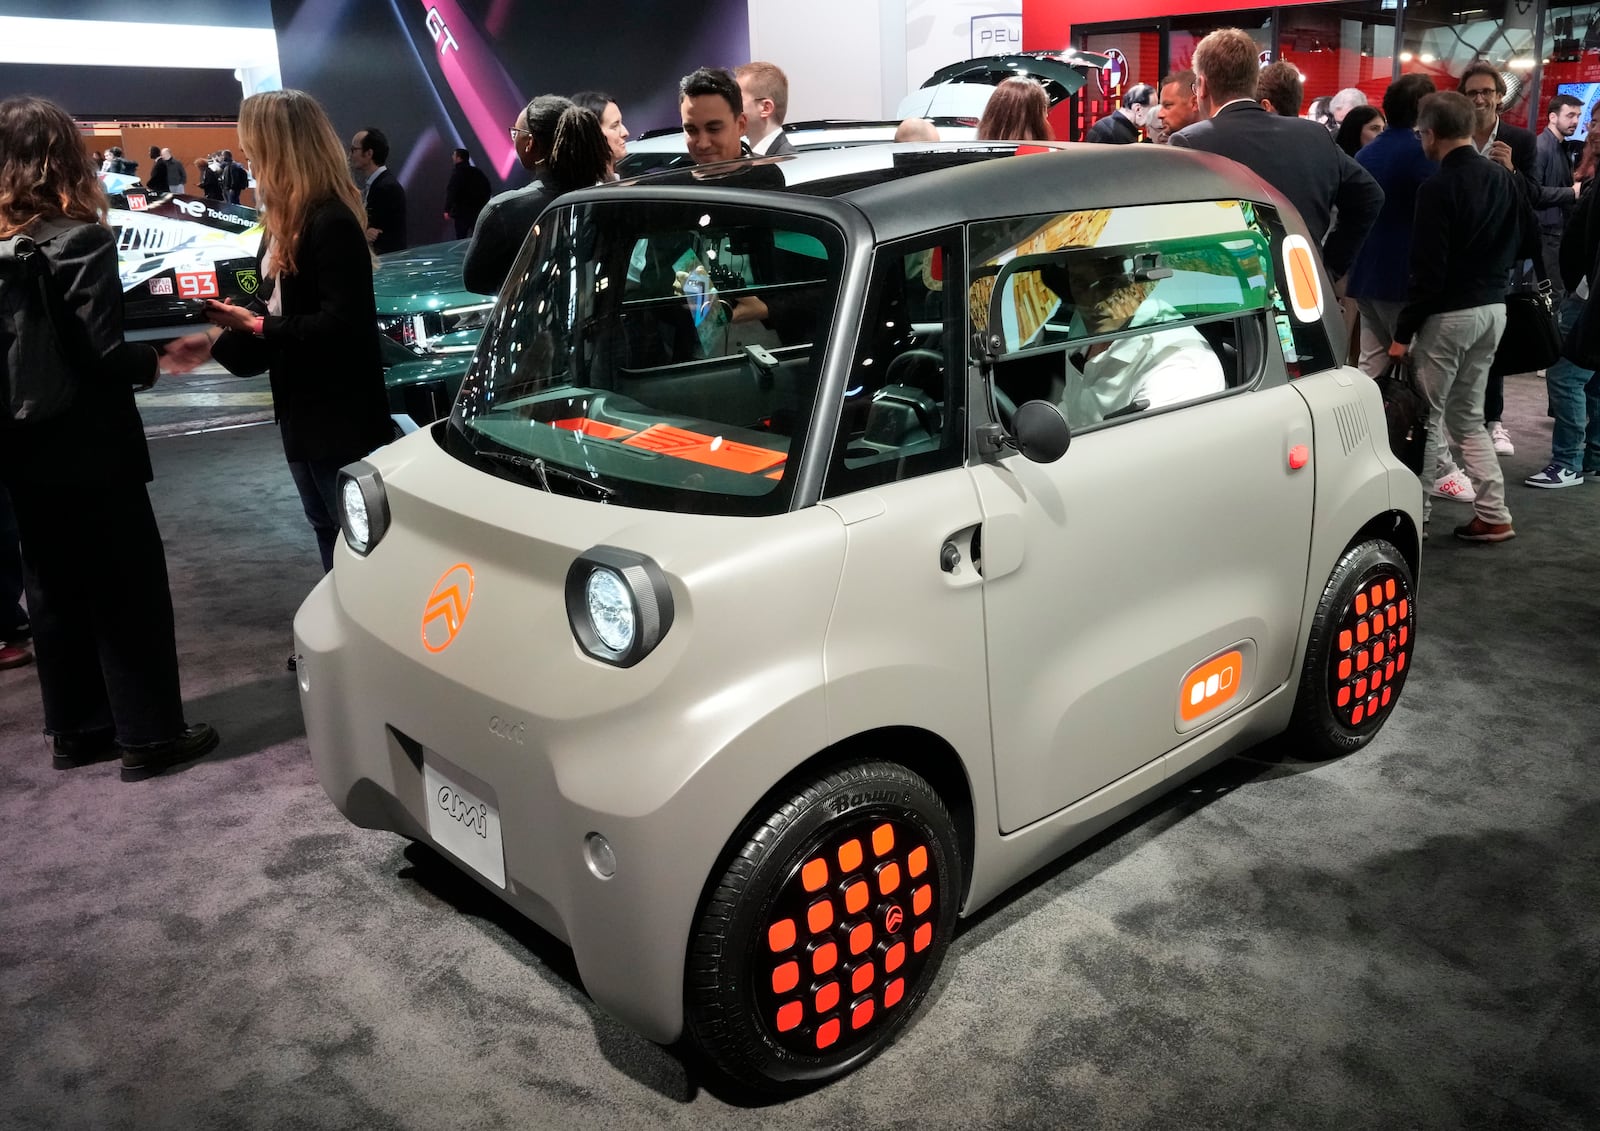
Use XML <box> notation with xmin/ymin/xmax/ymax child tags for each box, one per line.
<box><xmin>1055</xmin><ymin>254</ymin><xmax>1225</xmax><ymax>427</ymax></box>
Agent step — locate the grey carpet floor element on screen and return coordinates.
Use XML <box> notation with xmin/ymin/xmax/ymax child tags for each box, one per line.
<box><xmin>1</xmin><ymin>374</ymin><xmax>1597</xmax><ymax>1130</ymax></box>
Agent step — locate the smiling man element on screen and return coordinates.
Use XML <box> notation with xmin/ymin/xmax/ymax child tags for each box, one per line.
<box><xmin>679</xmin><ymin>66</ymin><xmax>749</xmax><ymax>165</ymax></box>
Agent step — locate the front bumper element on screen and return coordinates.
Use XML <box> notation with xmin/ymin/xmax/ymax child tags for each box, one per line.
<box><xmin>294</xmin><ymin>569</ymin><xmax>829</xmax><ymax>1044</ymax></box>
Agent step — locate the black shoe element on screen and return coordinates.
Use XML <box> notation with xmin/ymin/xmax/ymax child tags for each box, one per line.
<box><xmin>52</xmin><ymin>727</ymin><xmax>119</xmax><ymax>770</ymax></box>
<box><xmin>120</xmin><ymin>723</ymin><xmax>219</xmax><ymax>782</ymax></box>
<box><xmin>3</xmin><ymin>620</ymin><xmax>29</xmax><ymax>643</ymax></box>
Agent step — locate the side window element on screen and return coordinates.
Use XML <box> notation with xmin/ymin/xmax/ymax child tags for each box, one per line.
<box><xmin>969</xmin><ymin>201</ymin><xmax>1309</xmax><ymax>433</ymax></box>
<box><xmin>823</xmin><ymin>233</ymin><xmax>963</xmax><ymax>497</ymax></box>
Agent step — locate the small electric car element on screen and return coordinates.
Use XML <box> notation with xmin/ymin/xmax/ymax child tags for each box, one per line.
<box><xmin>296</xmin><ymin>142</ymin><xmax>1423</xmax><ymax>1094</ymax></box>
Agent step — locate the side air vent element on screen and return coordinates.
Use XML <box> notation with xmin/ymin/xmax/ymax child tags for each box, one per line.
<box><xmin>1332</xmin><ymin>401</ymin><xmax>1368</xmax><ymax>455</ymax></box>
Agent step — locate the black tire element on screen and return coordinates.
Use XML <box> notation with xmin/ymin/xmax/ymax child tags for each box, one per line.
<box><xmin>685</xmin><ymin>760</ymin><xmax>961</xmax><ymax>1095</ymax></box>
<box><xmin>1285</xmin><ymin>538</ymin><xmax>1416</xmax><ymax>758</ymax></box>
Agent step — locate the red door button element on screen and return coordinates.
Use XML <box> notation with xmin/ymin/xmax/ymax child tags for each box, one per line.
<box><xmin>1288</xmin><ymin>444</ymin><xmax>1310</xmax><ymax>470</ymax></box>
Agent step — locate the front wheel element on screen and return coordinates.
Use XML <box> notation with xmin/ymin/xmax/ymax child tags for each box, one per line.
<box><xmin>1284</xmin><ymin>538</ymin><xmax>1416</xmax><ymax>758</ymax></box>
<box><xmin>685</xmin><ymin>760</ymin><xmax>962</xmax><ymax>1095</ymax></box>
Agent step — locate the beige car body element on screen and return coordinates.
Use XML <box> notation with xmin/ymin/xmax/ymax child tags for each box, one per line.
<box><xmin>296</xmin><ymin>144</ymin><xmax>1423</xmax><ymax>1047</ymax></box>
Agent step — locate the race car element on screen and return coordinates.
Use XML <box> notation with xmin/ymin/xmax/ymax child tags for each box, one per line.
<box><xmin>104</xmin><ymin>181</ymin><xmax>264</xmax><ymax>339</ymax></box>
<box><xmin>296</xmin><ymin>142</ymin><xmax>1422</xmax><ymax>1094</ymax></box>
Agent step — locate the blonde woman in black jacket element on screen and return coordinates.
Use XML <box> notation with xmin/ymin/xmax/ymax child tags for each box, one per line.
<box><xmin>166</xmin><ymin>89</ymin><xmax>392</xmax><ymax>573</ymax></box>
<box><xmin>0</xmin><ymin>95</ymin><xmax>217</xmax><ymax>780</ymax></box>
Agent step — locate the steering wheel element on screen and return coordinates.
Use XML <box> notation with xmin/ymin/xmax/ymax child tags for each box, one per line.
<box><xmin>883</xmin><ymin>349</ymin><xmax>945</xmax><ymax>395</ymax></box>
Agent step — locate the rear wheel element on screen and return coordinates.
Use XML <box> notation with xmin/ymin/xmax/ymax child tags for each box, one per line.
<box><xmin>685</xmin><ymin>760</ymin><xmax>961</xmax><ymax>1094</ymax></box>
<box><xmin>1285</xmin><ymin>538</ymin><xmax>1416</xmax><ymax>757</ymax></box>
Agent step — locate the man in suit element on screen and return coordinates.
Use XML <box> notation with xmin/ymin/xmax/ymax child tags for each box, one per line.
<box><xmin>1171</xmin><ymin>28</ymin><xmax>1382</xmax><ymax>280</ymax></box>
<box><xmin>1086</xmin><ymin>84</ymin><xmax>1155</xmax><ymax>144</ymax></box>
<box><xmin>444</xmin><ymin>147</ymin><xmax>491</xmax><ymax>240</ymax></box>
<box><xmin>736</xmin><ymin>61</ymin><xmax>794</xmax><ymax>156</ymax></box>
<box><xmin>1256</xmin><ymin>61</ymin><xmax>1304</xmax><ymax>117</ymax></box>
<box><xmin>349</xmin><ymin>126</ymin><xmax>408</xmax><ymax>254</ymax></box>
<box><xmin>1458</xmin><ymin>63</ymin><xmax>1544</xmax><ymax>456</ymax></box>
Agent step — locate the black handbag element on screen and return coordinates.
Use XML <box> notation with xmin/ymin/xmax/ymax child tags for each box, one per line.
<box><xmin>1490</xmin><ymin>275</ymin><xmax>1562</xmax><ymax>377</ymax></box>
<box><xmin>1373</xmin><ymin>355</ymin><xmax>1428</xmax><ymax>474</ymax></box>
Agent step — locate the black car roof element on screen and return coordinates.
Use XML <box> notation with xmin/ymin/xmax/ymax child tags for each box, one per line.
<box><xmin>610</xmin><ymin>142</ymin><xmax>1281</xmax><ymax>244</ymax></box>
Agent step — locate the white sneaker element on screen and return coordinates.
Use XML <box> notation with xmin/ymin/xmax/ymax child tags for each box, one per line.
<box><xmin>1429</xmin><ymin>469</ymin><xmax>1477</xmax><ymax>502</ymax></box>
<box><xmin>1489</xmin><ymin>421</ymin><xmax>1514</xmax><ymax>456</ymax></box>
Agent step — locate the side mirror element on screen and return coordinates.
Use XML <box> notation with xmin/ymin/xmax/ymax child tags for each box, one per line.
<box><xmin>1011</xmin><ymin>399</ymin><xmax>1071</xmax><ymax>463</ymax></box>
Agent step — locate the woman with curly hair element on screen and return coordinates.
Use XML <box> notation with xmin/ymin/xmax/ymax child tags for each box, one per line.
<box><xmin>0</xmin><ymin>94</ymin><xmax>216</xmax><ymax>779</ymax></box>
<box><xmin>977</xmin><ymin>76</ymin><xmax>1054</xmax><ymax>142</ymax></box>
<box><xmin>165</xmin><ymin>89</ymin><xmax>392</xmax><ymax>582</ymax></box>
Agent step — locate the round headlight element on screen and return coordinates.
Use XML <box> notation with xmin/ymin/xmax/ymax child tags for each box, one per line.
<box><xmin>341</xmin><ymin>477</ymin><xmax>370</xmax><ymax>547</ymax></box>
<box><xmin>585</xmin><ymin>567</ymin><xmax>635</xmax><ymax>653</ymax></box>
<box><xmin>565</xmin><ymin>547</ymin><xmax>673</xmax><ymax>667</ymax></box>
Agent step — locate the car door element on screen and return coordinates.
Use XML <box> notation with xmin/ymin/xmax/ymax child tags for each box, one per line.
<box><xmin>818</xmin><ymin>232</ymin><xmax>993</xmax><ymax>764</ymax></box>
<box><xmin>965</xmin><ymin>203</ymin><xmax>1318</xmax><ymax>833</ymax></box>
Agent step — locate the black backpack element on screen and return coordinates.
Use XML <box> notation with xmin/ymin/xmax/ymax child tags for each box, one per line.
<box><xmin>0</xmin><ymin>220</ymin><xmax>90</xmax><ymax>423</ymax></box>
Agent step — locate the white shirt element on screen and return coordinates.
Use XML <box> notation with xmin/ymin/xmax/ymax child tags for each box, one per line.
<box><xmin>362</xmin><ymin>164</ymin><xmax>388</xmax><ymax>202</ymax></box>
<box><xmin>747</xmin><ymin>131</ymin><xmax>783</xmax><ymax>156</ymax></box>
<box><xmin>1060</xmin><ymin>298</ymin><xmax>1226</xmax><ymax>427</ymax></box>
<box><xmin>1472</xmin><ymin>122</ymin><xmax>1500</xmax><ymax>158</ymax></box>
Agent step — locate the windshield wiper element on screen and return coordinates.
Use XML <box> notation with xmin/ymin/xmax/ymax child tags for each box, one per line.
<box><xmin>476</xmin><ymin>450</ymin><xmax>617</xmax><ymax>502</ymax></box>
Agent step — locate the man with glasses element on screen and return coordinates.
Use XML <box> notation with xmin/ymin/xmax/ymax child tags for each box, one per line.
<box><xmin>1049</xmin><ymin>253</ymin><xmax>1225</xmax><ymax>428</ymax></box>
<box><xmin>349</xmin><ymin>127</ymin><xmax>407</xmax><ymax>254</ymax></box>
<box><xmin>1458</xmin><ymin>63</ymin><xmax>1537</xmax><ymax>457</ymax></box>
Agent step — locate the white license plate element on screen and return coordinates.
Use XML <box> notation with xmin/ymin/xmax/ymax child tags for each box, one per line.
<box><xmin>422</xmin><ymin>753</ymin><xmax>506</xmax><ymax>889</ymax></box>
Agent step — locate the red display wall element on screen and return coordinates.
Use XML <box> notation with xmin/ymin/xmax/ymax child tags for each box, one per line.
<box><xmin>1025</xmin><ymin>0</ymin><xmax>1274</xmax><ymax>50</ymax></box>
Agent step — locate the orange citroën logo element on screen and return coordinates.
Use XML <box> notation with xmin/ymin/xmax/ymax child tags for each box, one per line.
<box><xmin>422</xmin><ymin>563</ymin><xmax>475</xmax><ymax>653</ymax></box>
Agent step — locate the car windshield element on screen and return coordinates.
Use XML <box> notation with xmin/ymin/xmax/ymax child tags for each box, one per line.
<box><xmin>447</xmin><ymin>199</ymin><xmax>845</xmax><ymax>516</ymax></box>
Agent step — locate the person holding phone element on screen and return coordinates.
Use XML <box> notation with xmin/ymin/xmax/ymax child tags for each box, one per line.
<box><xmin>164</xmin><ymin>89</ymin><xmax>391</xmax><ymax>581</ymax></box>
